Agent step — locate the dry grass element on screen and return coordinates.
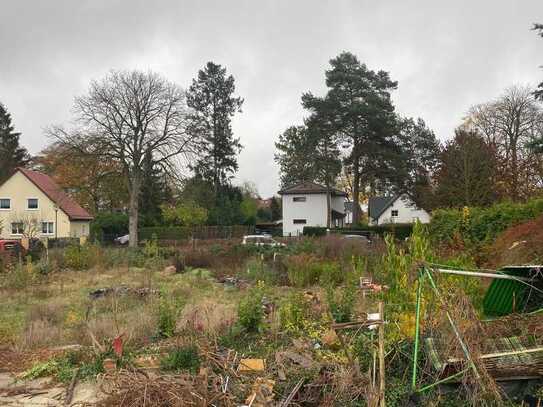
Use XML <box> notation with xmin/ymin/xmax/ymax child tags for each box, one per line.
<box><xmin>176</xmin><ymin>298</ymin><xmax>236</xmax><ymax>337</ymax></box>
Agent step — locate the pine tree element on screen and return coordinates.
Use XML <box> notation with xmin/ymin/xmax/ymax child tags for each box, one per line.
<box><xmin>0</xmin><ymin>102</ymin><xmax>29</xmax><ymax>183</ymax></box>
<box><xmin>186</xmin><ymin>62</ymin><xmax>244</xmax><ymax>191</ymax></box>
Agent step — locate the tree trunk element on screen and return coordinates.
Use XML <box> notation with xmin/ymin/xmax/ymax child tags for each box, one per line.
<box><xmin>128</xmin><ymin>171</ymin><xmax>142</xmax><ymax>248</ymax></box>
<box><xmin>352</xmin><ymin>156</ymin><xmax>360</xmax><ymax>226</ymax></box>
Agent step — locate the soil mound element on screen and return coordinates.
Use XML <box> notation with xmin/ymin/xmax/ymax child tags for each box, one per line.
<box><xmin>487</xmin><ymin>214</ymin><xmax>543</xmax><ymax>268</ymax></box>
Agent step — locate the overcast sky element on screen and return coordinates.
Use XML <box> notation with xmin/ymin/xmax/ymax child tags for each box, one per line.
<box><xmin>1</xmin><ymin>1</ymin><xmax>542</xmax><ymax>197</ymax></box>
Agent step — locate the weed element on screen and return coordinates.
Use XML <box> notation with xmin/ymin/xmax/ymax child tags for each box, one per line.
<box><xmin>318</xmin><ymin>262</ymin><xmax>344</xmax><ymax>287</ymax></box>
<box><xmin>279</xmin><ymin>292</ymin><xmax>310</xmax><ymax>334</ymax></box>
<box><xmin>326</xmin><ymin>284</ymin><xmax>356</xmax><ymax>323</ymax></box>
<box><xmin>157</xmin><ymin>299</ymin><xmax>177</xmax><ymax>338</ymax></box>
<box><xmin>64</xmin><ymin>244</ymin><xmax>91</xmax><ymax>270</ymax></box>
<box><xmin>286</xmin><ymin>254</ymin><xmax>321</xmax><ymax>287</ymax></box>
<box><xmin>160</xmin><ymin>345</ymin><xmax>200</xmax><ymax>373</ymax></box>
<box><xmin>238</xmin><ymin>283</ymin><xmax>265</xmax><ymax>332</ymax></box>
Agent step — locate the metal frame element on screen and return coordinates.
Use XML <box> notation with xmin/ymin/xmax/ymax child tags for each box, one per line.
<box><xmin>411</xmin><ymin>264</ymin><xmax>543</xmax><ymax>393</ymax></box>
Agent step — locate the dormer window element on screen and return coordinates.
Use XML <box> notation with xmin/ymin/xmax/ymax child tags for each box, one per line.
<box><xmin>27</xmin><ymin>198</ymin><xmax>38</xmax><ymax>210</ymax></box>
<box><xmin>0</xmin><ymin>198</ymin><xmax>10</xmax><ymax>209</ymax></box>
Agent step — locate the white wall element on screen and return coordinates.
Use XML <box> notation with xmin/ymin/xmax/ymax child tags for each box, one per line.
<box><xmin>282</xmin><ymin>193</ymin><xmax>346</xmax><ymax>236</ymax></box>
<box><xmin>375</xmin><ymin>195</ymin><xmax>430</xmax><ymax>225</ymax></box>
<box><xmin>282</xmin><ymin>193</ymin><xmax>326</xmax><ymax>236</ymax></box>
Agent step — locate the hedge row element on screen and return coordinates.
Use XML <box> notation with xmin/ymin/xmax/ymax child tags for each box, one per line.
<box><xmin>139</xmin><ymin>225</ymin><xmax>254</xmax><ymax>240</ymax></box>
<box><xmin>303</xmin><ymin>224</ymin><xmax>414</xmax><ymax>240</ymax></box>
<box><xmin>428</xmin><ymin>199</ymin><xmax>543</xmax><ymax>245</ymax></box>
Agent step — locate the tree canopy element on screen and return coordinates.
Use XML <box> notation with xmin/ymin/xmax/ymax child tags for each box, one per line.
<box><xmin>0</xmin><ymin>102</ymin><xmax>29</xmax><ymax>183</ymax></box>
<box><xmin>50</xmin><ymin>70</ymin><xmax>198</xmax><ymax>246</ymax></box>
<box><xmin>187</xmin><ymin>62</ymin><xmax>244</xmax><ymax>191</ymax></box>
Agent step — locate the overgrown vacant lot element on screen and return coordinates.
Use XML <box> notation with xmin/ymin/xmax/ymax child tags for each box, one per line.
<box><xmin>1</xmin><ymin>227</ymin><xmax>536</xmax><ymax>406</ymax></box>
<box><xmin>1</xmin><ymin>236</ymin><xmax>398</xmax><ymax>405</ymax></box>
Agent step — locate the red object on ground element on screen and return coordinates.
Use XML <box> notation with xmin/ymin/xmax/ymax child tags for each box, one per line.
<box><xmin>113</xmin><ymin>335</ymin><xmax>124</xmax><ymax>357</ymax></box>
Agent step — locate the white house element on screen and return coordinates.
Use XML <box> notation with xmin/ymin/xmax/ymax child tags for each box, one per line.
<box><xmin>368</xmin><ymin>195</ymin><xmax>430</xmax><ymax>226</ymax></box>
<box><xmin>0</xmin><ymin>168</ymin><xmax>93</xmax><ymax>239</ymax></box>
<box><xmin>278</xmin><ymin>182</ymin><xmax>346</xmax><ymax>236</ymax></box>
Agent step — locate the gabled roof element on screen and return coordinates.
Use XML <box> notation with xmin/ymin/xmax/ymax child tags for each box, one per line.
<box><xmin>14</xmin><ymin>168</ymin><xmax>93</xmax><ymax>221</ymax></box>
<box><xmin>368</xmin><ymin>195</ymin><xmax>398</xmax><ymax>221</ymax></box>
<box><xmin>278</xmin><ymin>182</ymin><xmax>347</xmax><ymax>197</ymax></box>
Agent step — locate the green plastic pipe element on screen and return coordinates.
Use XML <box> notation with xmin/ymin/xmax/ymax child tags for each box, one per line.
<box><xmin>416</xmin><ymin>369</ymin><xmax>468</xmax><ymax>393</ymax></box>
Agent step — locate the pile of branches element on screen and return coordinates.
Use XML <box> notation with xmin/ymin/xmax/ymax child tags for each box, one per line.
<box><xmin>98</xmin><ymin>368</ymin><xmax>236</xmax><ymax>406</ymax></box>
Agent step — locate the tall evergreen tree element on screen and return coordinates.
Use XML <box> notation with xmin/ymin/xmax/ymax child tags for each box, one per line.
<box><xmin>0</xmin><ymin>102</ymin><xmax>29</xmax><ymax>183</ymax></box>
<box><xmin>270</xmin><ymin>196</ymin><xmax>281</xmax><ymax>221</ymax></box>
<box><xmin>275</xmin><ymin>125</ymin><xmax>318</xmax><ymax>187</ymax></box>
<box><xmin>187</xmin><ymin>62</ymin><xmax>244</xmax><ymax>191</ymax></box>
<box><xmin>396</xmin><ymin>117</ymin><xmax>441</xmax><ymax>210</ymax></box>
<box><xmin>535</xmin><ymin>24</ymin><xmax>543</xmax><ymax>101</ymax></box>
<box><xmin>307</xmin><ymin>52</ymin><xmax>399</xmax><ymax>224</ymax></box>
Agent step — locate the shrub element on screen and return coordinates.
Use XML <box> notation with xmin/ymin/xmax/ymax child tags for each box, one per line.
<box><xmin>318</xmin><ymin>262</ymin><xmax>344</xmax><ymax>287</ymax></box>
<box><xmin>429</xmin><ymin>198</ymin><xmax>543</xmax><ymax>247</ymax></box>
<box><xmin>279</xmin><ymin>292</ymin><xmax>310</xmax><ymax>333</ymax></box>
<box><xmin>64</xmin><ymin>244</ymin><xmax>92</xmax><ymax>270</ymax></box>
<box><xmin>303</xmin><ymin>226</ymin><xmax>328</xmax><ymax>237</ymax></box>
<box><xmin>160</xmin><ymin>345</ymin><xmax>201</xmax><ymax>373</ymax></box>
<box><xmin>238</xmin><ymin>284</ymin><xmax>265</xmax><ymax>332</ymax></box>
<box><xmin>157</xmin><ymin>299</ymin><xmax>177</xmax><ymax>338</ymax></box>
<box><xmin>326</xmin><ymin>284</ymin><xmax>356</xmax><ymax>323</ymax></box>
<box><xmin>90</xmin><ymin>212</ymin><xmax>129</xmax><ymax>243</ymax></box>
<box><xmin>285</xmin><ymin>254</ymin><xmax>322</xmax><ymax>287</ymax></box>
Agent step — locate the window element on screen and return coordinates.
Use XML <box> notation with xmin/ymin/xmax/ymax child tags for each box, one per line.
<box><xmin>293</xmin><ymin>196</ymin><xmax>306</xmax><ymax>202</ymax></box>
<box><xmin>391</xmin><ymin>210</ymin><xmax>399</xmax><ymax>217</ymax></box>
<box><xmin>0</xmin><ymin>198</ymin><xmax>10</xmax><ymax>209</ymax></box>
<box><xmin>27</xmin><ymin>198</ymin><xmax>38</xmax><ymax>210</ymax></box>
<box><xmin>11</xmin><ymin>222</ymin><xmax>24</xmax><ymax>235</ymax></box>
<box><xmin>293</xmin><ymin>219</ymin><xmax>307</xmax><ymax>224</ymax></box>
<box><xmin>42</xmin><ymin>222</ymin><xmax>54</xmax><ymax>234</ymax></box>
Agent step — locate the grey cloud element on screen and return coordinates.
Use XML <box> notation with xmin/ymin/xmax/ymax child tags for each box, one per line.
<box><xmin>1</xmin><ymin>0</ymin><xmax>542</xmax><ymax>196</ymax></box>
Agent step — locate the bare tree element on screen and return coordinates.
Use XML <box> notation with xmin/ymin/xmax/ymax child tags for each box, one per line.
<box><xmin>9</xmin><ymin>212</ymin><xmax>41</xmax><ymax>239</ymax></box>
<box><xmin>51</xmin><ymin>70</ymin><xmax>199</xmax><ymax>247</ymax></box>
<box><xmin>466</xmin><ymin>85</ymin><xmax>543</xmax><ymax>200</ymax></box>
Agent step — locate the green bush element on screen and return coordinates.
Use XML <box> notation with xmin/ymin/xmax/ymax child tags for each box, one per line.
<box><xmin>326</xmin><ymin>284</ymin><xmax>356</xmax><ymax>323</ymax></box>
<box><xmin>90</xmin><ymin>212</ymin><xmax>129</xmax><ymax>242</ymax></box>
<box><xmin>318</xmin><ymin>262</ymin><xmax>344</xmax><ymax>287</ymax></box>
<box><xmin>302</xmin><ymin>226</ymin><xmax>328</xmax><ymax>237</ymax></box>
<box><xmin>279</xmin><ymin>292</ymin><xmax>309</xmax><ymax>333</ymax></box>
<box><xmin>64</xmin><ymin>244</ymin><xmax>91</xmax><ymax>270</ymax></box>
<box><xmin>160</xmin><ymin>345</ymin><xmax>200</xmax><ymax>373</ymax></box>
<box><xmin>367</xmin><ymin>223</ymin><xmax>413</xmax><ymax>240</ymax></box>
<box><xmin>238</xmin><ymin>284</ymin><xmax>265</xmax><ymax>332</ymax></box>
<box><xmin>285</xmin><ymin>254</ymin><xmax>322</xmax><ymax>287</ymax></box>
<box><xmin>157</xmin><ymin>299</ymin><xmax>177</xmax><ymax>338</ymax></box>
<box><xmin>429</xmin><ymin>198</ymin><xmax>543</xmax><ymax>246</ymax></box>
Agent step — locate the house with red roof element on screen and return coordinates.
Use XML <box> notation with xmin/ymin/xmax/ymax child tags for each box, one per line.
<box><xmin>0</xmin><ymin>168</ymin><xmax>93</xmax><ymax>239</ymax></box>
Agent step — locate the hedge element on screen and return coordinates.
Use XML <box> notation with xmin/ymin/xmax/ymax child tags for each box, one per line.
<box><xmin>428</xmin><ymin>198</ymin><xmax>543</xmax><ymax>245</ymax></box>
<box><xmin>139</xmin><ymin>225</ymin><xmax>254</xmax><ymax>240</ymax></box>
<box><xmin>303</xmin><ymin>224</ymin><xmax>414</xmax><ymax>240</ymax></box>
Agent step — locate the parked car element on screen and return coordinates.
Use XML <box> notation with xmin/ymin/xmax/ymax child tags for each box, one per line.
<box><xmin>0</xmin><ymin>239</ymin><xmax>26</xmax><ymax>259</ymax></box>
<box><xmin>342</xmin><ymin>234</ymin><xmax>371</xmax><ymax>244</ymax></box>
<box><xmin>242</xmin><ymin>235</ymin><xmax>286</xmax><ymax>248</ymax></box>
<box><xmin>114</xmin><ymin>234</ymin><xmax>130</xmax><ymax>245</ymax></box>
